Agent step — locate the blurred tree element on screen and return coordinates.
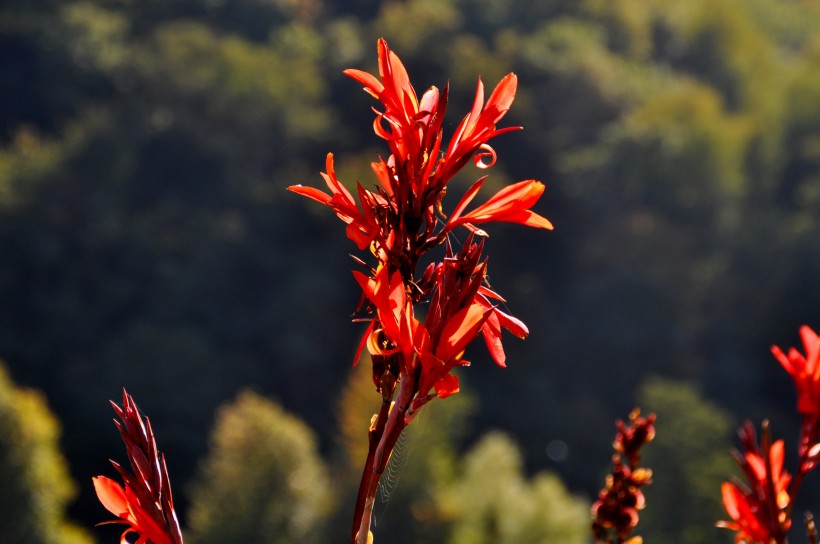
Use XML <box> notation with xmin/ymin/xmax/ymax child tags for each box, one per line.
<box><xmin>637</xmin><ymin>377</ymin><xmax>735</xmax><ymax>544</ymax></box>
<box><xmin>441</xmin><ymin>431</ymin><xmax>588</xmax><ymax>544</ymax></box>
<box><xmin>0</xmin><ymin>362</ymin><xmax>91</xmax><ymax>544</ymax></box>
<box><xmin>186</xmin><ymin>389</ymin><xmax>333</xmax><ymax>544</ymax></box>
<box><xmin>0</xmin><ymin>0</ymin><xmax>113</xmax><ymax>141</ymax></box>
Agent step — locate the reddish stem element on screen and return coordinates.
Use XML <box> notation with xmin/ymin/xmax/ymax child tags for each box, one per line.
<box><xmin>350</xmin><ymin>399</ymin><xmax>390</xmax><ymax>544</ymax></box>
<box><xmin>350</xmin><ymin>376</ymin><xmax>415</xmax><ymax>544</ymax></box>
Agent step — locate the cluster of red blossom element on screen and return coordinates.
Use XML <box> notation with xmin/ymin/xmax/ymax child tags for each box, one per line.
<box><xmin>718</xmin><ymin>325</ymin><xmax>820</xmax><ymax>544</ymax></box>
<box><xmin>591</xmin><ymin>409</ymin><xmax>656</xmax><ymax>544</ymax></box>
<box><xmin>288</xmin><ymin>38</ymin><xmax>551</xmax><ymax>544</ymax></box>
<box><xmin>289</xmin><ymin>38</ymin><xmax>551</xmax><ymax>408</ymax></box>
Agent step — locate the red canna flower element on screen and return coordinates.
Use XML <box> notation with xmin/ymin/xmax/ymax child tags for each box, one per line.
<box><xmin>718</xmin><ymin>422</ymin><xmax>791</xmax><ymax>544</ymax></box>
<box><xmin>93</xmin><ymin>390</ymin><xmax>183</xmax><ymax>544</ymax></box>
<box><xmin>289</xmin><ymin>38</ymin><xmax>552</xmax><ymax>544</ymax></box>
<box><xmin>440</xmin><ymin>73</ymin><xmax>521</xmax><ymax>179</ymax></box>
<box><xmin>290</xmin><ymin>38</ymin><xmax>551</xmax><ymax>411</ymax></box>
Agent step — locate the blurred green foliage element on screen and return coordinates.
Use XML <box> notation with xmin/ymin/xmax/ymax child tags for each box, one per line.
<box><xmin>441</xmin><ymin>431</ymin><xmax>589</xmax><ymax>544</ymax></box>
<box><xmin>0</xmin><ymin>362</ymin><xmax>92</xmax><ymax>544</ymax></box>
<box><xmin>186</xmin><ymin>390</ymin><xmax>333</xmax><ymax>544</ymax></box>
<box><xmin>1</xmin><ymin>0</ymin><xmax>820</xmax><ymax>541</ymax></box>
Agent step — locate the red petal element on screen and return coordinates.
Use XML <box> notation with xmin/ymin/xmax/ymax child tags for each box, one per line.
<box><xmin>721</xmin><ymin>482</ymin><xmax>743</xmax><ymax>520</ymax></box>
<box><xmin>287</xmin><ymin>185</ymin><xmax>331</xmax><ymax>205</ymax></box>
<box><xmin>494</xmin><ymin>210</ymin><xmax>554</xmax><ymax>230</ymax></box>
<box><xmin>435</xmin><ymin>303</ymin><xmax>491</xmax><ymax>362</ymax></box>
<box><xmin>352</xmin><ymin>320</ymin><xmax>376</xmax><ymax>367</ymax></box>
<box><xmin>745</xmin><ymin>451</ymin><xmax>766</xmax><ymax>482</ymax></box>
<box><xmin>495</xmin><ymin>307</ymin><xmax>529</xmax><ymax>338</ymax></box>
<box><xmin>434</xmin><ymin>373</ymin><xmax>460</xmax><ymax>399</ymax></box>
<box><xmin>453</xmin><ymin>180</ymin><xmax>552</xmax><ymax>231</ymax></box>
<box><xmin>464</xmin><ymin>77</ymin><xmax>485</xmax><ymax>136</ymax></box>
<box><xmin>481</xmin><ymin>311</ymin><xmax>506</xmax><ymax>367</ymax></box>
<box><xmin>343</xmin><ymin>68</ymin><xmax>384</xmax><ymax>98</ymax></box>
<box><xmin>448</xmin><ymin>176</ymin><xmax>487</xmax><ymax>227</ymax></box>
<box><xmin>484</xmin><ymin>73</ymin><xmax>517</xmax><ymax>122</ymax></box>
<box><xmin>94</xmin><ymin>476</ymin><xmax>129</xmax><ymax>518</ymax></box>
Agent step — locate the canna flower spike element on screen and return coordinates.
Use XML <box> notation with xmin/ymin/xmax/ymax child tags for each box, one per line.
<box><xmin>717</xmin><ymin>421</ymin><xmax>791</xmax><ymax>544</ymax></box>
<box><xmin>290</xmin><ymin>38</ymin><xmax>552</xmax><ymax>544</ymax></box>
<box><xmin>93</xmin><ymin>390</ymin><xmax>183</xmax><ymax>544</ymax></box>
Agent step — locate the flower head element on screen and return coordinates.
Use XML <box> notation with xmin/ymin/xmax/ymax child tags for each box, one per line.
<box><xmin>289</xmin><ymin>38</ymin><xmax>551</xmax><ymax>276</ymax></box>
<box><xmin>93</xmin><ymin>390</ymin><xmax>183</xmax><ymax>544</ymax></box>
<box><xmin>717</xmin><ymin>422</ymin><xmax>791</xmax><ymax>544</ymax></box>
<box><xmin>289</xmin><ymin>38</ymin><xmax>551</xmax><ymax>413</ymax></box>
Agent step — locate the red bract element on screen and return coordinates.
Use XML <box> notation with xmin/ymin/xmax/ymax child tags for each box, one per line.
<box><xmin>93</xmin><ymin>391</ymin><xmax>183</xmax><ymax>544</ymax></box>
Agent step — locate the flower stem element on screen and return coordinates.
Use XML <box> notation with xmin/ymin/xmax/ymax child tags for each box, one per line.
<box><xmin>350</xmin><ymin>376</ymin><xmax>414</xmax><ymax>544</ymax></box>
<box><xmin>350</xmin><ymin>399</ymin><xmax>390</xmax><ymax>544</ymax></box>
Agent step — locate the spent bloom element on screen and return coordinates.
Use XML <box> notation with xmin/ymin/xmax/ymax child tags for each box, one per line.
<box><xmin>93</xmin><ymin>390</ymin><xmax>183</xmax><ymax>544</ymax></box>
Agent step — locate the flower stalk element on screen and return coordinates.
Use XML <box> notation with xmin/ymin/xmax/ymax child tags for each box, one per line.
<box><xmin>290</xmin><ymin>38</ymin><xmax>551</xmax><ymax>542</ymax></box>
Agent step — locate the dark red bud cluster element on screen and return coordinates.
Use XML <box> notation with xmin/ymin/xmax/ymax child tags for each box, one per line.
<box><xmin>613</xmin><ymin>409</ymin><xmax>657</xmax><ymax>467</ymax></box>
<box><xmin>592</xmin><ymin>408</ymin><xmax>656</xmax><ymax>544</ymax></box>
